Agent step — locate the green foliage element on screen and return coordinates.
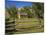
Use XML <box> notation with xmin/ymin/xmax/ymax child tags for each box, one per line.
<box><xmin>5</xmin><ymin>6</ymin><xmax>17</xmax><ymax>31</ymax></box>
<box><xmin>32</xmin><ymin>3</ymin><xmax>44</xmax><ymax>19</ymax></box>
<box><xmin>20</xmin><ymin>6</ymin><xmax>33</xmax><ymax>18</ymax></box>
<box><xmin>6</xmin><ymin>6</ymin><xmax>17</xmax><ymax>19</ymax></box>
<box><xmin>5</xmin><ymin>3</ymin><xmax>44</xmax><ymax>19</ymax></box>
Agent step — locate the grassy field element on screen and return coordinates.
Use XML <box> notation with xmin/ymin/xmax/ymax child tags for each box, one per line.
<box><xmin>5</xmin><ymin>18</ymin><xmax>44</xmax><ymax>35</ymax></box>
<box><xmin>15</xmin><ymin>18</ymin><xmax>44</xmax><ymax>34</ymax></box>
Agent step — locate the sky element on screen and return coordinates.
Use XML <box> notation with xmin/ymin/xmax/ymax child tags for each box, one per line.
<box><xmin>5</xmin><ymin>0</ymin><xmax>32</xmax><ymax>8</ymax></box>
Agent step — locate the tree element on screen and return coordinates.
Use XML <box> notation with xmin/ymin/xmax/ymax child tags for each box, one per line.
<box><xmin>17</xmin><ymin>8</ymin><xmax>21</xmax><ymax>19</ymax></box>
<box><xmin>32</xmin><ymin>3</ymin><xmax>44</xmax><ymax>27</ymax></box>
<box><xmin>5</xmin><ymin>6</ymin><xmax>17</xmax><ymax>32</ymax></box>
<box><xmin>32</xmin><ymin>3</ymin><xmax>44</xmax><ymax>19</ymax></box>
<box><xmin>20</xmin><ymin>6</ymin><xmax>32</xmax><ymax>18</ymax></box>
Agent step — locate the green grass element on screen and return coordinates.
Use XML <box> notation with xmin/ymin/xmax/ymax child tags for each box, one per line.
<box><xmin>5</xmin><ymin>18</ymin><xmax>44</xmax><ymax>34</ymax></box>
<box><xmin>15</xmin><ymin>18</ymin><xmax>44</xmax><ymax>33</ymax></box>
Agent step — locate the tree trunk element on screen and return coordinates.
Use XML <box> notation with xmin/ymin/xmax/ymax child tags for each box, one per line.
<box><xmin>17</xmin><ymin>8</ymin><xmax>21</xmax><ymax>19</ymax></box>
<box><xmin>17</xmin><ymin>11</ymin><xmax>20</xmax><ymax>19</ymax></box>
